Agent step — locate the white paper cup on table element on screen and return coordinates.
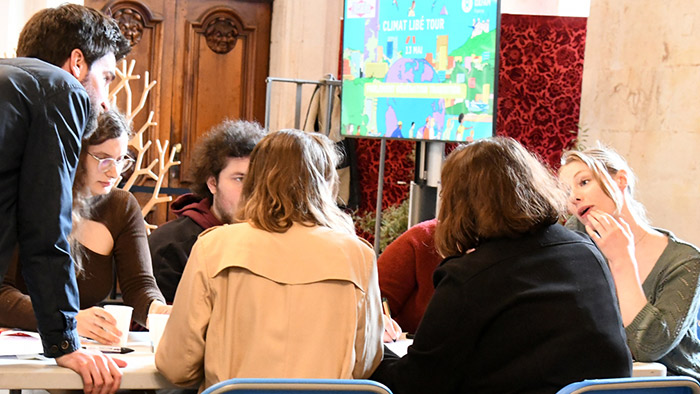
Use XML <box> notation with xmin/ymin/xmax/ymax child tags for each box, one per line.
<box><xmin>148</xmin><ymin>313</ymin><xmax>170</xmax><ymax>353</ymax></box>
<box><xmin>103</xmin><ymin>305</ymin><xmax>133</xmax><ymax>346</ymax></box>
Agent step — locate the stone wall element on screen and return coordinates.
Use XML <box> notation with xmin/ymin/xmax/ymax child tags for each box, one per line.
<box><xmin>0</xmin><ymin>0</ymin><xmax>73</xmax><ymax>56</ymax></box>
<box><xmin>580</xmin><ymin>0</ymin><xmax>700</xmax><ymax>245</ymax></box>
<box><xmin>267</xmin><ymin>0</ymin><xmax>344</xmax><ymax>132</ymax></box>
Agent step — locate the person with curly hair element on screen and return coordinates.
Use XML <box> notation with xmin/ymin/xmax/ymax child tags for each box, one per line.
<box><xmin>149</xmin><ymin>119</ymin><xmax>266</xmax><ymax>302</ymax></box>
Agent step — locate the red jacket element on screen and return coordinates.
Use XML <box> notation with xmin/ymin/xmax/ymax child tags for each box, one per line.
<box><xmin>377</xmin><ymin>219</ymin><xmax>441</xmax><ymax>333</ymax></box>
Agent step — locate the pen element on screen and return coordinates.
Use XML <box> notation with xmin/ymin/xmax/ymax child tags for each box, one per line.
<box><xmin>82</xmin><ymin>345</ymin><xmax>134</xmax><ymax>354</ymax></box>
<box><xmin>382</xmin><ymin>297</ymin><xmax>400</xmax><ymax>342</ymax></box>
<box><xmin>382</xmin><ymin>297</ymin><xmax>392</xmax><ymax>317</ymax></box>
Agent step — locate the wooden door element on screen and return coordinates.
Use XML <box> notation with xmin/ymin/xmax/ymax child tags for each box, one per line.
<box><xmin>87</xmin><ymin>0</ymin><xmax>271</xmax><ymax>222</ymax></box>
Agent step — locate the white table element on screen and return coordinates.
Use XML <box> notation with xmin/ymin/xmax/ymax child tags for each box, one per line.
<box><xmin>632</xmin><ymin>361</ymin><xmax>667</xmax><ymax>377</ymax></box>
<box><xmin>0</xmin><ymin>332</ymin><xmax>178</xmax><ymax>392</ymax></box>
<box><xmin>387</xmin><ymin>338</ymin><xmax>667</xmax><ymax>378</ymax></box>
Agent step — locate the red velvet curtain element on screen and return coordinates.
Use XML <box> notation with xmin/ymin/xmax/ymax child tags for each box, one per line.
<box><xmin>354</xmin><ymin>14</ymin><xmax>587</xmax><ymax>242</ymax></box>
<box><xmin>497</xmin><ymin>14</ymin><xmax>587</xmax><ymax>167</ymax></box>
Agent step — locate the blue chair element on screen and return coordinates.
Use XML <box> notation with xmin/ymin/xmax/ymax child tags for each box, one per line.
<box><xmin>557</xmin><ymin>376</ymin><xmax>700</xmax><ymax>393</ymax></box>
<box><xmin>200</xmin><ymin>378</ymin><xmax>393</xmax><ymax>394</ymax></box>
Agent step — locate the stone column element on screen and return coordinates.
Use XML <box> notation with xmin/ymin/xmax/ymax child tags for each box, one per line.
<box><xmin>267</xmin><ymin>0</ymin><xmax>344</xmax><ymax>132</ymax></box>
<box><xmin>580</xmin><ymin>0</ymin><xmax>700</xmax><ymax>245</ymax></box>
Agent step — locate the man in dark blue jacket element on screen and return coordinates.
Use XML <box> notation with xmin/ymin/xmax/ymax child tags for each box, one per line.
<box><xmin>0</xmin><ymin>4</ymin><xmax>130</xmax><ymax>393</ymax></box>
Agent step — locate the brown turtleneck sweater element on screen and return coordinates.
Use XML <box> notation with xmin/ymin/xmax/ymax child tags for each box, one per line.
<box><xmin>0</xmin><ymin>189</ymin><xmax>164</xmax><ymax>329</ymax></box>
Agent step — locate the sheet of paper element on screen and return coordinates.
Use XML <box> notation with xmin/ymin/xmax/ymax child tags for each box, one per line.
<box><xmin>0</xmin><ymin>330</ymin><xmax>43</xmax><ymax>356</ymax></box>
<box><xmin>385</xmin><ymin>338</ymin><xmax>412</xmax><ymax>357</ymax></box>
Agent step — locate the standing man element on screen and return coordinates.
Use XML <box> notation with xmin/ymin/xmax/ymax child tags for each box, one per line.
<box><xmin>0</xmin><ymin>4</ymin><xmax>130</xmax><ymax>394</ymax></box>
<box><xmin>149</xmin><ymin>120</ymin><xmax>265</xmax><ymax>302</ymax></box>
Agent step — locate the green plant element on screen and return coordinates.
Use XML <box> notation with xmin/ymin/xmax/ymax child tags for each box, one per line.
<box><xmin>569</xmin><ymin>124</ymin><xmax>590</xmax><ymax>151</ymax></box>
<box><xmin>353</xmin><ymin>198</ymin><xmax>410</xmax><ymax>253</ymax></box>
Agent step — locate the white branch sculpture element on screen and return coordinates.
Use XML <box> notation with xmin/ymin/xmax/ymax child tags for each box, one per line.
<box><xmin>110</xmin><ymin>59</ymin><xmax>181</xmax><ymax>231</ymax></box>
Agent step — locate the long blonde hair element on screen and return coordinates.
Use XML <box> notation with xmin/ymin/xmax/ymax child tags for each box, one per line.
<box><xmin>560</xmin><ymin>144</ymin><xmax>649</xmax><ymax>225</ymax></box>
<box><xmin>237</xmin><ymin>129</ymin><xmax>355</xmax><ymax>235</ymax></box>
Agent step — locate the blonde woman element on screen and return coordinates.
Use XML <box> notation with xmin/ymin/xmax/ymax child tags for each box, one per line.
<box><xmin>559</xmin><ymin>146</ymin><xmax>700</xmax><ymax>379</ymax></box>
<box><xmin>156</xmin><ymin>130</ymin><xmax>383</xmax><ymax>391</ymax></box>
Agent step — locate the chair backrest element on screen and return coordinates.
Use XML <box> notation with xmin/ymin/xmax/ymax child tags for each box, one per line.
<box><xmin>201</xmin><ymin>378</ymin><xmax>393</xmax><ymax>394</ymax></box>
<box><xmin>556</xmin><ymin>376</ymin><xmax>700</xmax><ymax>393</ymax></box>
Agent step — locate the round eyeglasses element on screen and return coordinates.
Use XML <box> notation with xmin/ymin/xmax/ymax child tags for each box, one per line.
<box><xmin>87</xmin><ymin>152</ymin><xmax>135</xmax><ymax>174</ymax></box>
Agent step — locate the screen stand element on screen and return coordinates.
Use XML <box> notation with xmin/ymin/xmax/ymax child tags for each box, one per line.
<box><xmin>374</xmin><ymin>140</ymin><xmax>444</xmax><ymax>254</ymax></box>
<box><xmin>373</xmin><ymin>139</ymin><xmax>388</xmax><ymax>255</ymax></box>
<box><xmin>408</xmin><ymin>141</ymin><xmax>444</xmax><ymax>228</ymax></box>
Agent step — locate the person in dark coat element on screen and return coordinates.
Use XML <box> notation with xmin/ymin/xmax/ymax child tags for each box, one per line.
<box><xmin>0</xmin><ymin>4</ymin><xmax>130</xmax><ymax>392</ymax></box>
<box><xmin>371</xmin><ymin>137</ymin><xmax>632</xmax><ymax>394</ymax></box>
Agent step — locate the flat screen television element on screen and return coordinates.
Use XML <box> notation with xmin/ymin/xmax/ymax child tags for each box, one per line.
<box><xmin>340</xmin><ymin>0</ymin><xmax>500</xmax><ymax>142</ymax></box>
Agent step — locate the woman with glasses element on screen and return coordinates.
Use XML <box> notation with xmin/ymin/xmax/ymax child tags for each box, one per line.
<box><xmin>0</xmin><ymin>110</ymin><xmax>170</xmax><ymax>345</ymax></box>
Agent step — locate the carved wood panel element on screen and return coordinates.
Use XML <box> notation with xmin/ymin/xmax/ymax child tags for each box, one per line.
<box><xmin>179</xmin><ymin>5</ymin><xmax>263</xmax><ymax>182</ymax></box>
<box><xmin>99</xmin><ymin>1</ymin><xmax>165</xmax><ymax>164</ymax></box>
<box><xmin>86</xmin><ymin>0</ymin><xmax>272</xmax><ymax>223</ymax></box>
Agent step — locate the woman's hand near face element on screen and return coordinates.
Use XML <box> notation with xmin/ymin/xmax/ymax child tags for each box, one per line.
<box><xmin>76</xmin><ymin>306</ymin><xmax>122</xmax><ymax>345</ymax></box>
<box><xmin>585</xmin><ymin>210</ymin><xmax>636</xmax><ymax>268</ymax></box>
<box><xmin>584</xmin><ymin>209</ymin><xmax>647</xmax><ymax>326</ymax></box>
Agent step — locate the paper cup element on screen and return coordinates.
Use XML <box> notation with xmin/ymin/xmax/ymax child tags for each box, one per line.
<box><xmin>148</xmin><ymin>313</ymin><xmax>170</xmax><ymax>353</ymax></box>
<box><xmin>104</xmin><ymin>305</ymin><xmax>133</xmax><ymax>346</ymax></box>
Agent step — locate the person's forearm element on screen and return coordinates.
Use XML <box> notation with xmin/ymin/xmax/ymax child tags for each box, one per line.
<box><xmin>19</xmin><ymin>90</ymin><xmax>86</xmax><ymax>357</ymax></box>
<box><xmin>608</xmin><ymin>258</ymin><xmax>647</xmax><ymax>326</ymax></box>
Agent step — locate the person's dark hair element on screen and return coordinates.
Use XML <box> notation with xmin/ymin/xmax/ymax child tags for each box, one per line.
<box><xmin>435</xmin><ymin>137</ymin><xmax>567</xmax><ymax>257</ymax></box>
<box><xmin>189</xmin><ymin>119</ymin><xmax>266</xmax><ymax>200</ymax></box>
<box><xmin>16</xmin><ymin>4</ymin><xmax>130</xmax><ymax>67</ymax></box>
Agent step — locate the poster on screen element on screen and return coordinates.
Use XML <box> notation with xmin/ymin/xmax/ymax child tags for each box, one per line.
<box><xmin>341</xmin><ymin>0</ymin><xmax>500</xmax><ymax>142</ymax></box>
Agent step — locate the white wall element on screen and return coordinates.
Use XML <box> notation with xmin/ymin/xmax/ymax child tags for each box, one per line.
<box><xmin>267</xmin><ymin>0</ymin><xmax>345</xmax><ymax>132</ymax></box>
<box><xmin>501</xmin><ymin>0</ymin><xmax>590</xmax><ymax>17</ymax></box>
<box><xmin>0</xmin><ymin>0</ymin><xmax>81</xmax><ymax>57</ymax></box>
